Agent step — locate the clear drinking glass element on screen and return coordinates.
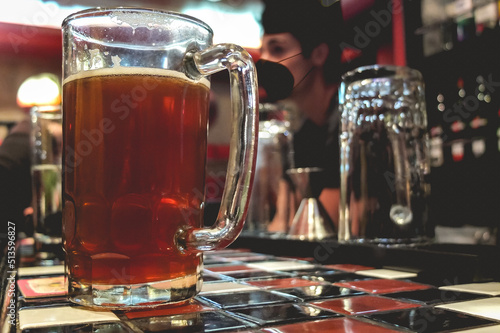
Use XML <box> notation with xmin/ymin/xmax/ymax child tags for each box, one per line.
<box><xmin>246</xmin><ymin>103</ymin><xmax>293</xmax><ymax>235</ymax></box>
<box><xmin>338</xmin><ymin>65</ymin><xmax>432</xmax><ymax>245</ymax></box>
<box><xmin>30</xmin><ymin>105</ymin><xmax>63</xmax><ymax>256</ymax></box>
<box><xmin>62</xmin><ymin>7</ymin><xmax>258</xmax><ymax>308</ymax></box>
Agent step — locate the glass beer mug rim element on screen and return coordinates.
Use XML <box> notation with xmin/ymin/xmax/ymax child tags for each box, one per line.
<box><xmin>62</xmin><ymin>6</ymin><xmax>213</xmax><ymax>37</ymax></box>
<box><xmin>341</xmin><ymin>64</ymin><xmax>423</xmax><ymax>85</ymax></box>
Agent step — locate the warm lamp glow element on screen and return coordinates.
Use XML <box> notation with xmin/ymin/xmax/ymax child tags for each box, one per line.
<box><xmin>17</xmin><ymin>73</ymin><xmax>61</xmax><ymax>107</ymax></box>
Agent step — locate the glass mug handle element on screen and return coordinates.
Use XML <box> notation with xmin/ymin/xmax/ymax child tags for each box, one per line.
<box><xmin>178</xmin><ymin>44</ymin><xmax>258</xmax><ymax>252</ymax></box>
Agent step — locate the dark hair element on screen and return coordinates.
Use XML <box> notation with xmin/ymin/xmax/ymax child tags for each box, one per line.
<box><xmin>261</xmin><ymin>0</ymin><xmax>344</xmax><ymax>83</ymax></box>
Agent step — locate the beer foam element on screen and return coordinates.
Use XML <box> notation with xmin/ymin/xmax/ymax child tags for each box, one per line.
<box><xmin>63</xmin><ymin>67</ymin><xmax>210</xmax><ymax>88</ymax></box>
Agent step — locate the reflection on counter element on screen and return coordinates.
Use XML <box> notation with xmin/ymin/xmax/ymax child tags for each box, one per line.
<box><xmin>5</xmin><ymin>241</ymin><xmax>500</xmax><ymax>332</ymax></box>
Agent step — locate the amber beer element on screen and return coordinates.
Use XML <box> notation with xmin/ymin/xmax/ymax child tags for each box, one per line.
<box><xmin>63</xmin><ymin>67</ymin><xmax>210</xmax><ymax>286</ymax></box>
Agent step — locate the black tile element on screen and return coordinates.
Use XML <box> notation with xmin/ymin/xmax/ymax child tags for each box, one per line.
<box><xmin>22</xmin><ymin>322</ymin><xmax>134</xmax><ymax>333</ymax></box>
<box><xmin>211</xmin><ymin>252</ymin><xmax>266</xmax><ymax>258</ymax></box>
<box><xmin>227</xmin><ymin>253</ymin><xmax>263</xmax><ymax>258</ymax></box>
<box><xmin>196</xmin><ymin>290</ymin><xmax>297</xmax><ymax>309</ymax></box>
<box><xmin>202</xmin><ymin>273</ymin><xmax>223</xmax><ymax>282</ymax></box>
<box><xmin>203</xmin><ymin>259</ymin><xmax>230</xmax><ymax>266</ymax></box>
<box><xmin>383</xmin><ymin>288</ymin><xmax>490</xmax><ymax>305</ymax></box>
<box><xmin>129</xmin><ymin>311</ymin><xmax>253</xmax><ymax>333</ymax></box>
<box><xmin>18</xmin><ymin>297</ymin><xmax>69</xmax><ymax>310</ymax></box>
<box><xmin>229</xmin><ymin>256</ymin><xmax>275</xmax><ymax>263</ymax></box>
<box><xmin>272</xmin><ymin>285</ymin><xmax>365</xmax><ymax>302</ymax></box>
<box><xmin>228</xmin><ymin>302</ymin><xmax>340</xmax><ymax>326</ymax></box>
<box><xmin>364</xmin><ymin>306</ymin><xmax>497</xmax><ymax>333</ymax></box>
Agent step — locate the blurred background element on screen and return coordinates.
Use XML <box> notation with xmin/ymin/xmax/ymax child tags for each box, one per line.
<box><xmin>1</xmin><ymin>0</ymin><xmax>499</xmax><ymax>244</ymax></box>
<box><xmin>0</xmin><ymin>0</ymin><xmax>387</xmax><ymax>144</ymax></box>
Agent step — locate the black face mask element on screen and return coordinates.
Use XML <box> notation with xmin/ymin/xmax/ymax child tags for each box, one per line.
<box><xmin>256</xmin><ymin>53</ymin><xmax>313</xmax><ymax>102</ymax></box>
<box><xmin>255</xmin><ymin>59</ymin><xmax>295</xmax><ymax>102</ymax></box>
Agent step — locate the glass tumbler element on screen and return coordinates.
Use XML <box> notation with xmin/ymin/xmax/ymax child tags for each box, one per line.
<box><xmin>30</xmin><ymin>105</ymin><xmax>63</xmax><ymax>256</ymax></box>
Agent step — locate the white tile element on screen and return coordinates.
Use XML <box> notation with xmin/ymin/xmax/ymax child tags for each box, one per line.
<box><xmin>19</xmin><ymin>305</ymin><xmax>119</xmax><ymax>330</ymax></box>
<box><xmin>18</xmin><ymin>265</ymin><xmax>65</xmax><ymax>277</ymax></box>
<box><xmin>247</xmin><ymin>261</ymin><xmax>315</xmax><ymax>271</ymax></box>
<box><xmin>18</xmin><ymin>276</ymin><xmax>66</xmax><ymax>298</ymax></box>
<box><xmin>355</xmin><ymin>269</ymin><xmax>417</xmax><ymax>279</ymax></box>
<box><xmin>436</xmin><ymin>297</ymin><xmax>500</xmax><ymax>321</ymax></box>
<box><xmin>439</xmin><ymin>282</ymin><xmax>500</xmax><ymax>296</ymax></box>
<box><xmin>200</xmin><ymin>281</ymin><xmax>259</xmax><ymax>295</ymax></box>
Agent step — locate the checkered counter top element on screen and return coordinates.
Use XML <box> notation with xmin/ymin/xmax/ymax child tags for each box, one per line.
<box><xmin>14</xmin><ymin>249</ymin><xmax>500</xmax><ymax>332</ymax></box>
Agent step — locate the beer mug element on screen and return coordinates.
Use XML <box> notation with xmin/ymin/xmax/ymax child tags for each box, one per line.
<box><xmin>338</xmin><ymin>65</ymin><xmax>432</xmax><ymax>245</ymax></box>
<box><xmin>62</xmin><ymin>8</ymin><xmax>258</xmax><ymax>308</ymax></box>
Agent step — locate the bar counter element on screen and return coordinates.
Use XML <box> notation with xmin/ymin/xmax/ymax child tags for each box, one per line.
<box><xmin>2</xmin><ymin>235</ymin><xmax>500</xmax><ymax>332</ymax></box>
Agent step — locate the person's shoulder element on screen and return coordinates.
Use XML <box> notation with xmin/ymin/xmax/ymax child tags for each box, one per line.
<box><xmin>9</xmin><ymin>119</ymin><xmax>31</xmax><ymax>135</ymax></box>
<box><xmin>0</xmin><ymin>119</ymin><xmax>31</xmax><ymax>168</ymax></box>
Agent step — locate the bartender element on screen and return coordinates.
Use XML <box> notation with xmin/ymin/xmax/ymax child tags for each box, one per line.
<box><xmin>256</xmin><ymin>0</ymin><xmax>345</xmax><ymax>228</ymax></box>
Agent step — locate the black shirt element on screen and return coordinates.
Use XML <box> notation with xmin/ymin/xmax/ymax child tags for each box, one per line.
<box><xmin>0</xmin><ymin>120</ymin><xmax>32</xmax><ymax>232</ymax></box>
<box><xmin>292</xmin><ymin>99</ymin><xmax>340</xmax><ymax>197</ymax></box>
